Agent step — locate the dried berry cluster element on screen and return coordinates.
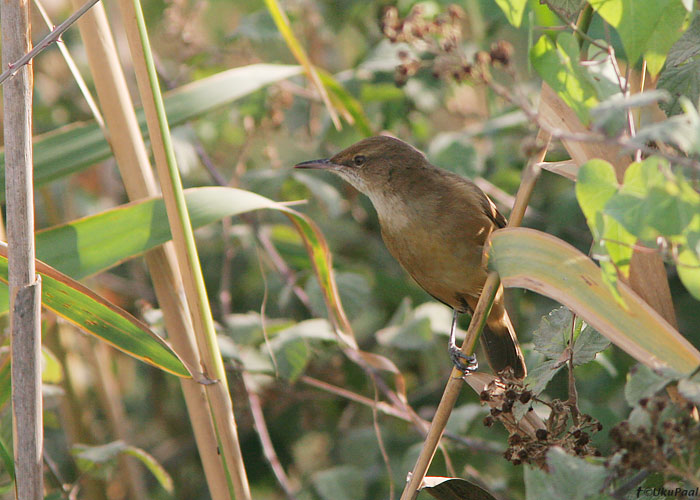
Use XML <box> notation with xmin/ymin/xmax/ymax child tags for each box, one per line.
<box><xmin>480</xmin><ymin>372</ymin><xmax>602</xmax><ymax>468</ymax></box>
<box><xmin>382</xmin><ymin>4</ymin><xmax>464</xmax><ymax>46</ymax></box>
<box><xmin>382</xmin><ymin>5</ymin><xmax>514</xmax><ymax>87</ymax></box>
<box><xmin>608</xmin><ymin>394</ymin><xmax>700</xmax><ymax>480</ymax></box>
<box><xmin>515</xmin><ymin>400</ymin><xmax>602</xmax><ymax>467</ymax></box>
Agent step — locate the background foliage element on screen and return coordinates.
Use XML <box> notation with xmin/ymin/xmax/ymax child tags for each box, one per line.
<box><xmin>1</xmin><ymin>0</ymin><xmax>699</xmax><ymax>498</ymax></box>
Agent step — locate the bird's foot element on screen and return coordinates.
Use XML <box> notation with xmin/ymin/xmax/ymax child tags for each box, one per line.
<box><xmin>448</xmin><ymin>343</ymin><xmax>478</xmax><ymax>375</ymax></box>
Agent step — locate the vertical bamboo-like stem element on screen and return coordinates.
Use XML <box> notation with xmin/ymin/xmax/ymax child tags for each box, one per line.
<box><xmin>116</xmin><ymin>1</ymin><xmax>251</xmax><ymax>498</ymax></box>
<box><xmin>1</xmin><ymin>1</ymin><xmax>43</xmax><ymax>498</ymax></box>
<box><xmin>399</xmin><ymin>132</ymin><xmax>551</xmax><ymax>500</ymax></box>
<box><xmin>68</xmin><ymin>2</ymin><xmax>231</xmax><ymax>498</ymax></box>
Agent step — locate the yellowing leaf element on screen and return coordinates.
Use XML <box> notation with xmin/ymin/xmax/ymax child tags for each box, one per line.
<box><xmin>489</xmin><ymin>228</ymin><xmax>700</xmax><ymax>376</ymax></box>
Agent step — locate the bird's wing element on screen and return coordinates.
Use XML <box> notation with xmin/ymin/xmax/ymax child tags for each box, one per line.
<box><xmin>480</xmin><ymin>193</ymin><xmax>507</xmax><ymax>229</ymax></box>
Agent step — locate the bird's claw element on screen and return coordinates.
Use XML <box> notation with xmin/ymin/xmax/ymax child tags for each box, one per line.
<box><xmin>448</xmin><ymin>343</ymin><xmax>478</xmax><ymax>375</ymax></box>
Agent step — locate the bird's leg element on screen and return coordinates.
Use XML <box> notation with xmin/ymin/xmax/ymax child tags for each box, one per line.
<box><xmin>448</xmin><ymin>309</ymin><xmax>478</xmax><ymax>374</ymax></box>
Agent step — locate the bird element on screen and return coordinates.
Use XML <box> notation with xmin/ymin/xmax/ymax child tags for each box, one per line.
<box><xmin>295</xmin><ymin>135</ymin><xmax>526</xmax><ymax>378</ymax></box>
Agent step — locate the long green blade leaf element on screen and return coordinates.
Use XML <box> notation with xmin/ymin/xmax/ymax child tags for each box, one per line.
<box><xmin>0</xmin><ymin>244</ymin><xmax>190</xmax><ymax>377</ymax></box>
<box><xmin>3</xmin><ymin>187</ymin><xmax>359</xmax><ymax>374</ymax></box>
<box><xmin>33</xmin><ymin>187</ymin><xmax>352</xmax><ymax>334</ymax></box>
<box><xmin>0</xmin><ymin>64</ymin><xmax>301</xmax><ymax>200</ymax></box>
<box><xmin>489</xmin><ymin>227</ymin><xmax>700</xmax><ymax>376</ymax></box>
<box><xmin>35</xmin><ymin>188</ymin><xmax>290</xmax><ymax>279</ymax></box>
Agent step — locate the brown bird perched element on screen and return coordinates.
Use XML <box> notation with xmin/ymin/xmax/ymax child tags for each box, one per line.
<box><xmin>295</xmin><ymin>135</ymin><xmax>526</xmax><ymax>378</ymax></box>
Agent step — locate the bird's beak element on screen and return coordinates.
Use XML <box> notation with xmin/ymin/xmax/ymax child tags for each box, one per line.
<box><xmin>294</xmin><ymin>158</ymin><xmax>337</xmax><ymax>170</ymax></box>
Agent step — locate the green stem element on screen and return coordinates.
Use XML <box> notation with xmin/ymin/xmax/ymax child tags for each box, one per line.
<box><xmin>575</xmin><ymin>4</ymin><xmax>594</xmax><ymax>48</ymax></box>
<box><xmin>129</xmin><ymin>1</ymin><xmax>248</xmax><ymax>497</ymax></box>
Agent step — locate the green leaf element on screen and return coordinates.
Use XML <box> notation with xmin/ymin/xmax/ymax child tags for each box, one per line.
<box><xmin>606</xmin><ymin>157</ymin><xmax>698</xmax><ymax>240</ymax></box>
<box><xmin>533</xmin><ymin>307</ymin><xmax>573</xmax><ymax>360</ymax></box>
<box><xmin>525</xmin><ymin>465</ymin><xmax>558</xmax><ymax>500</ymax></box>
<box><xmin>41</xmin><ymin>346</ymin><xmax>63</xmax><ymax>384</ymax></box>
<box><xmin>0</xmin><ymin>64</ymin><xmax>303</xmax><ymax>201</ymax></box>
<box><xmin>576</xmin><ymin>160</ymin><xmax>633</xmax><ymax>284</ymax></box>
<box><xmin>0</xmin><ymin>356</ymin><xmax>8</xmax><ymax>410</ymax></box>
<box><xmin>494</xmin><ymin>0</ymin><xmax>527</xmax><ymax>27</ymax></box>
<box><xmin>420</xmin><ymin>477</ymin><xmax>498</xmax><ymax>500</ymax></box>
<box><xmin>633</xmin><ymin>98</ymin><xmax>700</xmax><ymax>154</ymax></box>
<box><xmin>589</xmin><ymin>0</ymin><xmax>688</xmax><ymax>71</ymax></box>
<box><xmin>0</xmin><ymin>434</ymin><xmax>13</xmax><ymax>480</ymax></box>
<box><xmin>573</xmin><ymin>322</ymin><xmax>611</xmax><ymax>365</ymax></box>
<box><xmin>122</xmin><ymin>446</ymin><xmax>174</xmax><ymax>493</ymax></box>
<box><xmin>620</xmin><ymin>157</ymin><xmax>664</xmax><ymax>197</ymax></box>
<box><xmin>526</xmin><ymin>359</ymin><xmax>563</xmax><ymax>396</ymax></box>
<box><xmin>600</xmin><ymin>217</ymin><xmax>635</xmax><ymax>278</ymax></box>
<box><xmin>603</xmin><ymin>193</ymin><xmax>649</xmax><ymax>240</ymax></box>
<box><xmin>646</xmin><ymin>185</ymin><xmax>696</xmax><ymax>237</ymax></box>
<box><xmin>530</xmin><ymin>33</ymin><xmax>600</xmax><ymax>124</ymax></box>
<box><xmin>312</xmin><ymin>465</ymin><xmax>367</xmax><ymax>500</ymax></box>
<box><xmin>73</xmin><ymin>441</ymin><xmax>173</xmax><ymax>493</ymax></box>
<box><xmin>376</xmin><ymin>316</ymin><xmax>433</xmax><ymax>350</ymax></box>
<box><xmin>317</xmin><ymin>68</ymin><xmax>373</xmax><ymax>136</ymax></box>
<box><xmin>624</xmin><ymin>364</ymin><xmax>672</xmax><ymax>405</ymax></box>
<box><xmin>35</xmin><ymin>188</ymin><xmax>294</xmax><ymax>281</ymax></box>
<box><xmin>658</xmin><ymin>15</ymin><xmax>700</xmax><ymax>116</ymax></box>
<box><xmin>428</xmin><ymin>134</ymin><xmax>479</xmax><ymax>178</ymax></box>
<box><xmin>677</xmin><ymin>246</ymin><xmax>700</xmax><ymax>300</ymax></box>
<box><xmin>642</xmin><ymin>1</ymin><xmax>689</xmax><ymax>76</ymax></box>
<box><xmin>546</xmin><ymin>447</ymin><xmax>609</xmax><ymax>499</ymax></box>
<box><xmin>543</xmin><ymin>0</ymin><xmax>585</xmax><ymax>22</ymax></box>
<box><xmin>592</xmin><ymin>90</ymin><xmax>669</xmax><ymax>137</ymax></box>
<box><xmin>677</xmin><ymin>372</ymin><xmax>700</xmax><ymax>406</ymax></box>
<box><xmin>532</xmin><ymin>307</ymin><xmax>609</xmax><ymax>364</ymax></box>
<box><xmin>305</xmin><ymin>272</ymin><xmax>371</xmax><ymax>321</ymax></box>
<box><xmin>489</xmin><ymin>228</ymin><xmax>700</xmax><ymax>376</ymax></box>
<box><xmin>576</xmin><ymin>161</ymin><xmax>619</xmax><ymax>225</ymax></box>
<box><xmin>376</xmin><ymin>301</ymin><xmax>454</xmax><ymax>350</ymax></box>
<box><xmin>0</xmin><ymin>244</ymin><xmax>190</xmax><ymax>377</ymax></box>
<box><xmin>268</xmin><ymin>319</ymin><xmax>336</xmax><ymax>380</ymax></box>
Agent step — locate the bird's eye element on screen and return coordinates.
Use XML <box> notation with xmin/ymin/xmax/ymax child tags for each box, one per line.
<box><xmin>353</xmin><ymin>155</ymin><xmax>366</xmax><ymax>166</ymax></box>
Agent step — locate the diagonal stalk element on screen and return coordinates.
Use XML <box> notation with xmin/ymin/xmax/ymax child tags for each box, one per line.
<box><xmin>68</xmin><ymin>1</ymin><xmax>231</xmax><ymax>496</ymax></box>
<box><xmin>116</xmin><ymin>0</ymin><xmax>252</xmax><ymax>497</ymax></box>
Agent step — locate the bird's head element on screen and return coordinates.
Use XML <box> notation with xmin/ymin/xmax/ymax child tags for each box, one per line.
<box><xmin>294</xmin><ymin>135</ymin><xmax>427</xmax><ymax>196</ymax></box>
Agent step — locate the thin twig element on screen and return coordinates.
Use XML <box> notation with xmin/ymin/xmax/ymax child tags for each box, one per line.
<box><xmin>299</xmin><ymin>376</ymin><xmax>502</xmax><ymax>453</ymax></box>
<box><xmin>566</xmin><ymin>314</ymin><xmax>580</xmax><ymax>425</ymax></box>
<box><xmin>371</xmin><ymin>381</ymin><xmax>395</xmax><ymax>500</ymax></box>
<box><xmin>0</xmin><ymin>0</ymin><xmax>101</xmax><ymax>86</ymax></box>
<box><xmin>256</xmin><ymin>227</ymin><xmax>314</xmax><ymax>311</ymax></box>
<box><xmin>33</xmin><ymin>0</ymin><xmax>105</xmax><ymax>131</ymax></box>
<box><xmin>487</xmin><ymin>77</ymin><xmax>700</xmax><ymax>171</ymax></box>
<box><xmin>256</xmin><ymin>245</ymin><xmax>279</xmax><ymax>375</ymax></box>
<box><xmin>241</xmin><ymin>372</ymin><xmax>298</xmax><ymax>500</ymax></box>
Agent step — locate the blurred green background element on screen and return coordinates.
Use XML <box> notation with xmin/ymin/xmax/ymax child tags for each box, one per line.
<box><xmin>7</xmin><ymin>0</ymin><xmax>699</xmax><ymax>498</ymax></box>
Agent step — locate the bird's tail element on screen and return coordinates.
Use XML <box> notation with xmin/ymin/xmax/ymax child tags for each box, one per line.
<box><xmin>479</xmin><ymin>287</ymin><xmax>526</xmax><ymax>378</ymax></box>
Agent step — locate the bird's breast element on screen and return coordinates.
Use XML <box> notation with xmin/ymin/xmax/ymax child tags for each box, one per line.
<box><xmin>377</xmin><ymin>210</ymin><xmax>489</xmax><ymax>311</ymax></box>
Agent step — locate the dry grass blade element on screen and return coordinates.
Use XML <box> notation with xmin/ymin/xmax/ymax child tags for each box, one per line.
<box><xmin>489</xmin><ymin>228</ymin><xmax>700</xmax><ymax>375</ymax></box>
<box><xmin>68</xmin><ymin>3</ymin><xmax>231</xmax><ymax>495</ymax></box>
<box><xmin>264</xmin><ymin>0</ymin><xmax>342</xmax><ymax>130</ymax></box>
